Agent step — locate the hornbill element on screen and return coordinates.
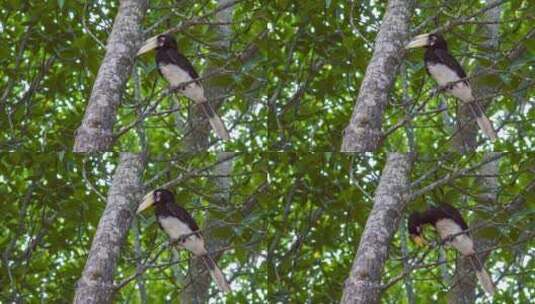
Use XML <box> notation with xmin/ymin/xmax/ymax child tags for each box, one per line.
<box><xmin>408</xmin><ymin>203</ymin><xmax>495</xmax><ymax>297</ymax></box>
<box><xmin>137</xmin><ymin>34</ymin><xmax>230</xmax><ymax>141</ymax></box>
<box><xmin>406</xmin><ymin>33</ymin><xmax>497</xmax><ymax>140</ymax></box>
<box><xmin>137</xmin><ymin>189</ymin><xmax>231</xmax><ymax>293</ymax></box>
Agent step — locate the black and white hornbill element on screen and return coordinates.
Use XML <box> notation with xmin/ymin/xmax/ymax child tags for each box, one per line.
<box><xmin>408</xmin><ymin>203</ymin><xmax>495</xmax><ymax>297</ymax></box>
<box><xmin>137</xmin><ymin>34</ymin><xmax>230</xmax><ymax>141</ymax></box>
<box><xmin>137</xmin><ymin>189</ymin><xmax>231</xmax><ymax>293</ymax></box>
<box><xmin>406</xmin><ymin>33</ymin><xmax>497</xmax><ymax>141</ymax></box>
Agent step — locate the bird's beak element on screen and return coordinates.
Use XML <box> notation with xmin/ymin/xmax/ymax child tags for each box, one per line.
<box><xmin>406</xmin><ymin>33</ymin><xmax>430</xmax><ymax>49</ymax></box>
<box><xmin>411</xmin><ymin>235</ymin><xmax>427</xmax><ymax>247</ymax></box>
<box><xmin>137</xmin><ymin>191</ymin><xmax>155</xmax><ymax>214</ymax></box>
<box><xmin>136</xmin><ymin>36</ymin><xmax>158</xmax><ymax>56</ymax></box>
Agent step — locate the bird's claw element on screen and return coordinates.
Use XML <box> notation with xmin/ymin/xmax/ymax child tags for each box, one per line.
<box><xmin>169</xmin><ymin>236</ymin><xmax>187</xmax><ymax>247</ymax></box>
<box><xmin>441</xmin><ymin>234</ymin><xmax>457</xmax><ymax>246</ymax></box>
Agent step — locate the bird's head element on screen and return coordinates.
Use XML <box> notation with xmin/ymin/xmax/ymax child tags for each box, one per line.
<box><xmin>136</xmin><ymin>188</ymin><xmax>174</xmax><ymax>213</ymax></box>
<box><xmin>157</xmin><ymin>34</ymin><xmax>177</xmax><ymax>49</ymax></box>
<box><xmin>136</xmin><ymin>34</ymin><xmax>177</xmax><ymax>56</ymax></box>
<box><xmin>408</xmin><ymin>212</ymin><xmax>427</xmax><ymax>247</ymax></box>
<box><xmin>406</xmin><ymin>33</ymin><xmax>448</xmax><ymax>50</ymax></box>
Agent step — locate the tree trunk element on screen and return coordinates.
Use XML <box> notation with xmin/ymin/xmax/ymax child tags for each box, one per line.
<box><xmin>74</xmin><ymin>153</ymin><xmax>145</xmax><ymax>303</ymax></box>
<box><xmin>74</xmin><ymin>0</ymin><xmax>148</xmax><ymax>152</ymax></box>
<box><xmin>452</xmin><ymin>0</ymin><xmax>501</xmax><ymax>152</ymax></box>
<box><xmin>341</xmin><ymin>0</ymin><xmax>414</xmax><ymax>152</ymax></box>
<box><xmin>183</xmin><ymin>0</ymin><xmax>234</xmax><ymax>151</ymax></box>
<box><xmin>179</xmin><ymin>1</ymin><xmax>235</xmax><ymax>298</ymax></box>
<box><xmin>340</xmin><ymin>153</ymin><xmax>412</xmax><ymax>304</ymax></box>
<box><xmin>447</xmin><ymin>152</ymin><xmax>499</xmax><ymax>303</ymax></box>
<box><xmin>447</xmin><ymin>2</ymin><xmax>502</xmax><ymax>296</ymax></box>
<box><xmin>180</xmin><ymin>152</ymin><xmax>234</xmax><ymax>303</ymax></box>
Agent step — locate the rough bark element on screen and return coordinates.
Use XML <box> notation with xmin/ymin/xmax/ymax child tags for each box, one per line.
<box><xmin>179</xmin><ymin>2</ymin><xmax>235</xmax><ymax>297</ymax></box>
<box><xmin>74</xmin><ymin>0</ymin><xmax>148</xmax><ymax>152</ymax></box>
<box><xmin>453</xmin><ymin>0</ymin><xmax>501</xmax><ymax>152</ymax></box>
<box><xmin>340</xmin><ymin>153</ymin><xmax>412</xmax><ymax>304</ymax></box>
<box><xmin>448</xmin><ymin>2</ymin><xmax>502</xmax><ymax>295</ymax></box>
<box><xmin>341</xmin><ymin>0</ymin><xmax>414</xmax><ymax>152</ymax></box>
<box><xmin>446</xmin><ymin>152</ymin><xmax>534</xmax><ymax>303</ymax></box>
<box><xmin>74</xmin><ymin>153</ymin><xmax>145</xmax><ymax>303</ymax></box>
<box><xmin>180</xmin><ymin>152</ymin><xmax>234</xmax><ymax>303</ymax></box>
<box><xmin>447</xmin><ymin>152</ymin><xmax>499</xmax><ymax>303</ymax></box>
<box><xmin>183</xmin><ymin>0</ymin><xmax>234</xmax><ymax>151</ymax></box>
<box><xmin>179</xmin><ymin>3</ymin><xmax>235</xmax><ymax>296</ymax></box>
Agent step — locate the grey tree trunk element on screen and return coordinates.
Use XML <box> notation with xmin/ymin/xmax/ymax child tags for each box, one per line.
<box><xmin>453</xmin><ymin>0</ymin><xmax>501</xmax><ymax>152</ymax></box>
<box><xmin>179</xmin><ymin>3</ymin><xmax>235</xmax><ymax>301</ymax></box>
<box><xmin>74</xmin><ymin>153</ymin><xmax>145</xmax><ymax>303</ymax></box>
<box><xmin>448</xmin><ymin>2</ymin><xmax>501</xmax><ymax>296</ymax></box>
<box><xmin>341</xmin><ymin>0</ymin><xmax>414</xmax><ymax>152</ymax></box>
<box><xmin>183</xmin><ymin>0</ymin><xmax>234</xmax><ymax>151</ymax></box>
<box><xmin>180</xmin><ymin>152</ymin><xmax>234</xmax><ymax>303</ymax></box>
<box><xmin>447</xmin><ymin>152</ymin><xmax>499</xmax><ymax>303</ymax></box>
<box><xmin>340</xmin><ymin>153</ymin><xmax>412</xmax><ymax>304</ymax></box>
<box><xmin>74</xmin><ymin>0</ymin><xmax>148</xmax><ymax>152</ymax></box>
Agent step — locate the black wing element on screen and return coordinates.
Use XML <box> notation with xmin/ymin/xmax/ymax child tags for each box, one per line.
<box><xmin>438</xmin><ymin>203</ymin><xmax>469</xmax><ymax>231</ymax></box>
<box><xmin>164</xmin><ymin>48</ymin><xmax>199</xmax><ymax>80</ymax></box>
<box><xmin>166</xmin><ymin>202</ymin><xmax>201</xmax><ymax>233</ymax></box>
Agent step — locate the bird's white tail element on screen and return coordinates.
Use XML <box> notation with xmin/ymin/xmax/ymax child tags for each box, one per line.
<box><xmin>199</xmin><ymin>102</ymin><xmax>230</xmax><ymax>141</ymax></box>
<box><xmin>201</xmin><ymin>255</ymin><xmax>231</xmax><ymax>293</ymax></box>
<box><xmin>475</xmin><ymin>114</ymin><xmax>497</xmax><ymax>141</ymax></box>
<box><xmin>476</xmin><ymin>268</ymin><xmax>495</xmax><ymax>297</ymax></box>
<box><xmin>468</xmin><ymin>102</ymin><xmax>497</xmax><ymax>141</ymax></box>
<box><xmin>469</xmin><ymin>255</ymin><xmax>495</xmax><ymax>297</ymax></box>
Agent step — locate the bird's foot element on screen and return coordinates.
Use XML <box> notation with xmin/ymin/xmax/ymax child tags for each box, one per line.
<box><xmin>168</xmin><ymin>85</ymin><xmax>187</xmax><ymax>94</ymax></box>
<box><xmin>431</xmin><ymin>86</ymin><xmax>442</xmax><ymax>96</ymax></box>
<box><xmin>177</xmin><ymin>235</ymin><xmax>189</xmax><ymax>244</ymax></box>
<box><xmin>442</xmin><ymin>234</ymin><xmax>457</xmax><ymax>244</ymax></box>
<box><xmin>445</xmin><ymin>83</ymin><xmax>456</xmax><ymax>91</ymax></box>
<box><xmin>169</xmin><ymin>237</ymin><xmax>187</xmax><ymax>247</ymax></box>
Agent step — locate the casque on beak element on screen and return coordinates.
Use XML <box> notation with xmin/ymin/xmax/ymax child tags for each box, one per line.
<box><xmin>136</xmin><ymin>35</ymin><xmax>159</xmax><ymax>56</ymax></box>
<box><xmin>411</xmin><ymin>234</ymin><xmax>427</xmax><ymax>247</ymax></box>
<box><xmin>137</xmin><ymin>191</ymin><xmax>155</xmax><ymax>214</ymax></box>
<box><xmin>406</xmin><ymin>33</ymin><xmax>430</xmax><ymax>49</ymax></box>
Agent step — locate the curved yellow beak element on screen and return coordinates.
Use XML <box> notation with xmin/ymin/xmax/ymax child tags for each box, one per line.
<box><xmin>137</xmin><ymin>191</ymin><xmax>155</xmax><ymax>214</ymax></box>
<box><xmin>412</xmin><ymin>235</ymin><xmax>427</xmax><ymax>247</ymax></box>
<box><xmin>136</xmin><ymin>36</ymin><xmax>158</xmax><ymax>56</ymax></box>
<box><xmin>406</xmin><ymin>33</ymin><xmax>430</xmax><ymax>49</ymax></box>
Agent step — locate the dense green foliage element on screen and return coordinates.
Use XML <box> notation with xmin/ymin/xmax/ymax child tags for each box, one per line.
<box><xmin>267</xmin><ymin>153</ymin><xmax>535</xmax><ymax>303</ymax></box>
<box><xmin>266</xmin><ymin>0</ymin><xmax>534</xmax><ymax>151</ymax></box>
<box><xmin>2</xmin><ymin>0</ymin><xmax>532</xmax><ymax>151</ymax></box>
<box><xmin>0</xmin><ymin>153</ymin><xmax>269</xmax><ymax>302</ymax></box>
<box><xmin>1</xmin><ymin>0</ymin><xmax>267</xmax><ymax>151</ymax></box>
<box><xmin>0</xmin><ymin>0</ymin><xmax>534</xmax><ymax>303</ymax></box>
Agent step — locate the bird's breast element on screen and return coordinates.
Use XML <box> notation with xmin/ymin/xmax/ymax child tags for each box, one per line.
<box><xmin>427</xmin><ymin>63</ymin><xmax>461</xmax><ymax>86</ymax></box>
<box><xmin>158</xmin><ymin>63</ymin><xmax>206</xmax><ymax>102</ymax></box>
<box><xmin>157</xmin><ymin>216</ymin><xmax>207</xmax><ymax>256</ymax></box>
<box><xmin>435</xmin><ymin>218</ymin><xmax>475</xmax><ymax>255</ymax></box>
<box><xmin>158</xmin><ymin>63</ymin><xmax>193</xmax><ymax>87</ymax></box>
<box><xmin>426</xmin><ymin>63</ymin><xmax>474</xmax><ymax>102</ymax></box>
<box><xmin>158</xmin><ymin>216</ymin><xmax>193</xmax><ymax>239</ymax></box>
